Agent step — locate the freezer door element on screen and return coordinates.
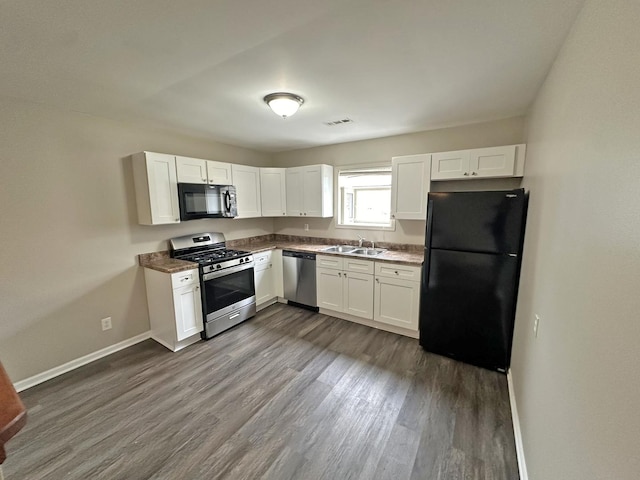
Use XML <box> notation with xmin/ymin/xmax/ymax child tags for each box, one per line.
<box><xmin>419</xmin><ymin>249</ymin><xmax>519</xmax><ymax>371</ymax></box>
<box><xmin>427</xmin><ymin>189</ymin><xmax>525</xmax><ymax>254</ymax></box>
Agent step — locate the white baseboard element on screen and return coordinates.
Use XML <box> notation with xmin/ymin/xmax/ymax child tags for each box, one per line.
<box><xmin>14</xmin><ymin>331</ymin><xmax>151</xmax><ymax>392</ymax></box>
<box><xmin>507</xmin><ymin>369</ymin><xmax>528</xmax><ymax>480</ymax></box>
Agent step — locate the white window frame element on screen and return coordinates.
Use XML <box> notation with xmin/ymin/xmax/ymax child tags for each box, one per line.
<box><xmin>335</xmin><ymin>163</ymin><xmax>396</xmax><ymax>232</ymax></box>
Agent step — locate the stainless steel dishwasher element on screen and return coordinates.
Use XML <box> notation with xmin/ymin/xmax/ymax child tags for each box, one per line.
<box><xmin>282</xmin><ymin>250</ymin><xmax>318</xmax><ymax>309</ymax></box>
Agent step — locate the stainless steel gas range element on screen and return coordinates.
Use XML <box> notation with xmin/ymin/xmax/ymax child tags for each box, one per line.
<box><xmin>170</xmin><ymin>232</ymin><xmax>256</xmax><ymax>339</ymax></box>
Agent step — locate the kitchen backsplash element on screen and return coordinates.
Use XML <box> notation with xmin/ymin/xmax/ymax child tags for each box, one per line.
<box><xmin>227</xmin><ymin>234</ymin><xmax>422</xmax><ymax>252</ymax></box>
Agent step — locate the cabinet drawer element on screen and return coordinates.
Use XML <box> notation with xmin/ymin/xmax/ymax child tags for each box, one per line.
<box><xmin>254</xmin><ymin>250</ymin><xmax>273</xmax><ymax>272</ymax></box>
<box><xmin>375</xmin><ymin>262</ymin><xmax>421</xmax><ymax>281</ymax></box>
<box><xmin>344</xmin><ymin>258</ymin><xmax>374</xmax><ymax>274</ymax></box>
<box><xmin>171</xmin><ymin>269</ymin><xmax>199</xmax><ymax>288</ymax></box>
<box><xmin>317</xmin><ymin>255</ymin><xmax>344</xmax><ymax>270</ymax></box>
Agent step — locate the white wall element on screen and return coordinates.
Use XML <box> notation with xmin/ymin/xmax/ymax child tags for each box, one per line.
<box><xmin>0</xmin><ymin>96</ymin><xmax>272</xmax><ymax>383</ymax></box>
<box><xmin>273</xmin><ymin>117</ymin><xmax>525</xmax><ymax>244</ymax></box>
<box><xmin>513</xmin><ymin>1</ymin><xmax>640</xmax><ymax>479</ymax></box>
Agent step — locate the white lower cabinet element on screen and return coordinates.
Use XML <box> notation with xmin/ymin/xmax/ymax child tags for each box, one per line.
<box><xmin>144</xmin><ymin>268</ymin><xmax>203</xmax><ymax>351</ymax></box>
<box><xmin>317</xmin><ymin>257</ymin><xmax>422</xmax><ymax>336</ymax></box>
<box><xmin>254</xmin><ymin>250</ymin><xmax>280</xmax><ymax>310</ymax></box>
<box><xmin>373</xmin><ymin>263</ymin><xmax>421</xmax><ymax>331</ymax></box>
<box><xmin>316</xmin><ymin>256</ymin><xmax>374</xmax><ymax>320</ymax></box>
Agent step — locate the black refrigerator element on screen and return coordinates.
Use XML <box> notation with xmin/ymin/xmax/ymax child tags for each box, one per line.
<box><xmin>419</xmin><ymin>189</ymin><xmax>528</xmax><ymax>372</ymax></box>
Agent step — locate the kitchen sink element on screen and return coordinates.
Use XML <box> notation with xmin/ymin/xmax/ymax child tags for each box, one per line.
<box><xmin>322</xmin><ymin>245</ymin><xmax>357</xmax><ymax>253</ymax></box>
<box><xmin>351</xmin><ymin>248</ymin><xmax>387</xmax><ymax>256</ymax></box>
<box><xmin>322</xmin><ymin>245</ymin><xmax>387</xmax><ymax>256</ymax></box>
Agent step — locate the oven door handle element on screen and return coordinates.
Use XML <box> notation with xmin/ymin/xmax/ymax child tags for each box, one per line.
<box><xmin>203</xmin><ymin>262</ymin><xmax>254</xmax><ymax>281</ymax></box>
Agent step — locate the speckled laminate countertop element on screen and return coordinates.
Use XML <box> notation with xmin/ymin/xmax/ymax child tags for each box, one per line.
<box><xmin>242</xmin><ymin>241</ymin><xmax>423</xmax><ymax>266</ymax></box>
<box><xmin>139</xmin><ymin>236</ymin><xmax>424</xmax><ymax>273</ymax></box>
<box><xmin>138</xmin><ymin>251</ymin><xmax>198</xmax><ymax>274</ymax></box>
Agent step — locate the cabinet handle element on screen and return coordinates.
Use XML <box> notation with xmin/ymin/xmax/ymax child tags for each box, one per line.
<box><xmin>391</xmin><ymin>214</ymin><xmax>395</xmax><ymax>219</ymax></box>
<box><xmin>195</xmin><ymin>286</ymin><xmax>199</xmax><ymax>291</ymax></box>
<box><xmin>344</xmin><ymin>273</ymin><xmax>347</xmax><ymax>277</ymax></box>
<box><xmin>175</xmin><ymin>218</ymin><xmax>179</xmax><ymax>222</ymax></box>
<box><xmin>269</xmin><ymin>264</ymin><xmax>272</xmax><ymax>268</ymax></box>
<box><xmin>299</xmin><ymin>213</ymin><xmax>303</xmax><ymax>216</ymax></box>
<box><xmin>376</xmin><ymin>278</ymin><xmax>379</xmax><ymax>283</ymax></box>
<box><xmin>395</xmin><ymin>271</ymin><xmax>399</xmax><ymax>275</ymax></box>
<box><xmin>202</xmin><ymin>178</ymin><xmax>206</xmax><ymax>182</ymax></box>
<box><xmin>471</xmin><ymin>171</ymin><xmax>478</xmax><ymax>176</ymax></box>
<box><xmin>338</xmin><ymin>272</ymin><xmax>342</xmax><ymax>277</ymax></box>
<box><xmin>463</xmin><ymin>172</ymin><xmax>469</xmax><ymax>176</ymax></box>
<box><xmin>304</xmin><ymin>213</ymin><xmax>307</xmax><ymax>216</ymax></box>
<box><xmin>283</xmin><ymin>212</ymin><xmax>286</xmax><ymax>215</ymax></box>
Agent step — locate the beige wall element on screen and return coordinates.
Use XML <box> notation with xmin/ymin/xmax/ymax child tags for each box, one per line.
<box><xmin>272</xmin><ymin>117</ymin><xmax>525</xmax><ymax>244</ymax></box>
<box><xmin>513</xmin><ymin>1</ymin><xmax>640</xmax><ymax>479</ymax></box>
<box><xmin>0</xmin><ymin>96</ymin><xmax>272</xmax><ymax>383</ymax></box>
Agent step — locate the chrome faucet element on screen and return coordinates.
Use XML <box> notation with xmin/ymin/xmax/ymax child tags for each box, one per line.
<box><xmin>357</xmin><ymin>234</ymin><xmax>366</xmax><ymax>247</ymax></box>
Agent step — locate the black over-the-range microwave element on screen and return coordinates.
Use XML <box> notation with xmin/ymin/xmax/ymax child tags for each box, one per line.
<box><xmin>177</xmin><ymin>183</ymin><xmax>238</xmax><ymax>221</ymax></box>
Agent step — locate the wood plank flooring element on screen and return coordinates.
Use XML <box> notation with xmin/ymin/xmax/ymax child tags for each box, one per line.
<box><xmin>4</xmin><ymin>304</ymin><xmax>519</xmax><ymax>480</ymax></box>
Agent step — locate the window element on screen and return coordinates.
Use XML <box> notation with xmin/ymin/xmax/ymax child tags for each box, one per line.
<box><xmin>338</xmin><ymin>166</ymin><xmax>393</xmax><ymax>229</ymax></box>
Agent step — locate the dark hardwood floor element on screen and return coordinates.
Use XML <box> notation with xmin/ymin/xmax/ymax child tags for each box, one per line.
<box><xmin>4</xmin><ymin>304</ymin><xmax>519</xmax><ymax>479</ymax></box>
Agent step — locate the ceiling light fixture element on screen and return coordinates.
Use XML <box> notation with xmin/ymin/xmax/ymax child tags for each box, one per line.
<box><xmin>264</xmin><ymin>92</ymin><xmax>304</xmax><ymax>118</ymax></box>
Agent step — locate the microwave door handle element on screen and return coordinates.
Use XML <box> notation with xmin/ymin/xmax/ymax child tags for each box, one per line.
<box><xmin>224</xmin><ymin>191</ymin><xmax>231</xmax><ymax>212</ymax></box>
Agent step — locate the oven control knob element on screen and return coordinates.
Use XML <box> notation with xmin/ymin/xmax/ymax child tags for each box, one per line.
<box><xmin>216</xmin><ymin>264</ymin><xmax>221</xmax><ymax>269</ymax></box>
<box><xmin>240</xmin><ymin>258</ymin><xmax>245</xmax><ymax>263</ymax></box>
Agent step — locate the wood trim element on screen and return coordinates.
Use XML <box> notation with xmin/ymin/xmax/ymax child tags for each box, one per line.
<box><xmin>13</xmin><ymin>332</ymin><xmax>151</xmax><ymax>392</ymax></box>
<box><xmin>507</xmin><ymin>369</ymin><xmax>529</xmax><ymax>480</ymax></box>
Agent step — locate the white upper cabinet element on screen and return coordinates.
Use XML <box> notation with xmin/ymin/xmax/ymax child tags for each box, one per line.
<box><xmin>431</xmin><ymin>144</ymin><xmax>525</xmax><ymax>180</ymax></box>
<box><xmin>176</xmin><ymin>156</ymin><xmax>208</xmax><ymax>184</ymax></box>
<box><xmin>260</xmin><ymin>168</ymin><xmax>287</xmax><ymax>217</ymax></box>
<box><xmin>131</xmin><ymin>152</ymin><xmax>180</xmax><ymax>225</ymax></box>
<box><xmin>206</xmin><ymin>160</ymin><xmax>233</xmax><ymax>185</ymax></box>
<box><xmin>470</xmin><ymin>145</ymin><xmax>517</xmax><ymax>178</ymax></box>
<box><xmin>231</xmin><ymin>164</ymin><xmax>262</xmax><ymax>218</ymax></box>
<box><xmin>391</xmin><ymin>154</ymin><xmax>431</xmax><ymax>220</ymax></box>
<box><xmin>176</xmin><ymin>156</ymin><xmax>233</xmax><ymax>185</ymax></box>
<box><xmin>286</xmin><ymin>165</ymin><xmax>333</xmax><ymax>218</ymax></box>
<box><xmin>430</xmin><ymin>150</ymin><xmax>469</xmax><ymax>180</ymax></box>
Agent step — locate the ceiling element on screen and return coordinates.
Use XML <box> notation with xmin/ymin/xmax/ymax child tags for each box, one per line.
<box><xmin>0</xmin><ymin>0</ymin><xmax>585</xmax><ymax>152</ymax></box>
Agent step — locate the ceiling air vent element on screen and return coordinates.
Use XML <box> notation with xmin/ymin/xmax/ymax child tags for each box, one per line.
<box><xmin>324</xmin><ymin>118</ymin><xmax>354</xmax><ymax>126</ymax></box>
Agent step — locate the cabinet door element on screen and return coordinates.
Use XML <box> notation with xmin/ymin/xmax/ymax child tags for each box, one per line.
<box><xmin>174</xmin><ymin>284</ymin><xmax>203</xmax><ymax>341</ymax></box>
<box><xmin>302</xmin><ymin>166</ymin><xmax>323</xmax><ymax>217</ymax></box>
<box><xmin>431</xmin><ymin>150</ymin><xmax>470</xmax><ymax>180</ymax></box>
<box><xmin>285</xmin><ymin>167</ymin><xmax>304</xmax><ymax>216</ymax></box>
<box><xmin>255</xmin><ymin>265</ymin><xmax>275</xmax><ymax>306</ymax></box>
<box><xmin>391</xmin><ymin>154</ymin><xmax>431</xmax><ymax>220</ymax></box>
<box><xmin>316</xmin><ymin>267</ymin><xmax>343</xmax><ymax>311</ymax></box>
<box><xmin>469</xmin><ymin>145</ymin><xmax>516</xmax><ymax>178</ymax></box>
<box><xmin>207</xmin><ymin>161</ymin><xmax>233</xmax><ymax>185</ymax></box>
<box><xmin>231</xmin><ymin>164</ymin><xmax>262</xmax><ymax>218</ymax></box>
<box><xmin>374</xmin><ymin>276</ymin><xmax>420</xmax><ymax>330</ymax></box>
<box><xmin>301</xmin><ymin>165</ymin><xmax>333</xmax><ymax>217</ymax></box>
<box><xmin>176</xmin><ymin>156</ymin><xmax>208</xmax><ymax>184</ymax></box>
<box><xmin>343</xmin><ymin>272</ymin><xmax>374</xmax><ymax>319</ymax></box>
<box><xmin>133</xmin><ymin>152</ymin><xmax>180</xmax><ymax>225</ymax></box>
<box><xmin>260</xmin><ymin>168</ymin><xmax>287</xmax><ymax>217</ymax></box>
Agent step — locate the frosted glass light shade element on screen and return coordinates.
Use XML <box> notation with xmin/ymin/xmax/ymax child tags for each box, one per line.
<box><xmin>264</xmin><ymin>93</ymin><xmax>304</xmax><ymax>118</ymax></box>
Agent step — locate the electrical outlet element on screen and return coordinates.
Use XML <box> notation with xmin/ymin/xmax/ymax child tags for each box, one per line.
<box><xmin>101</xmin><ymin>317</ymin><xmax>112</xmax><ymax>331</ymax></box>
<box><xmin>533</xmin><ymin>314</ymin><xmax>540</xmax><ymax>338</ymax></box>
<box><xmin>304</xmin><ymin>223</ymin><xmax>309</xmax><ymax>231</ymax></box>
